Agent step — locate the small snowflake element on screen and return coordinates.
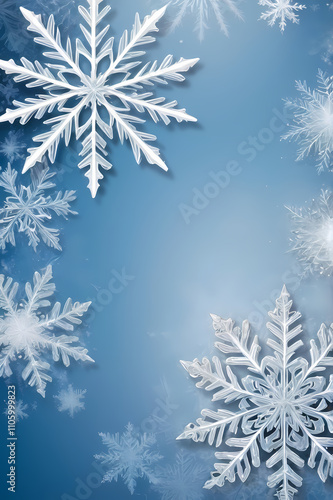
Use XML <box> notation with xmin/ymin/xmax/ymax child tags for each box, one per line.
<box><xmin>0</xmin><ymin>0</ymin><xmax>29</xmax><ymax>53</ymax></box>
<box><xmin>168</xmin><ymin>0</ymin><xmax>243</xmax><ymax>41</ymax></box>
<box><xmin>259</xmin><ymin>0</ymin><xmax>306</xmax><ymax>32</ymax></box>
<box><xmin>95</xmin><ymin>423</ymin><xmax>162</xmax><ymax>494</ymax></box>
<box><xmin>287</xmin><ymin>190</ymin><xmax>333</xmax><ymax>276</ymax></box>
<box><xmin>283</xmin><ymin>69</ymin><xmax>333</xmax><ymax>172</ymax></box>
<box><xmin>178</xmin><ymin>286</ymin><xmax>333</xmax><ymax>498</ymax></box>
<box><xmin>0</xmin><ymin>2</ymin><xmax>198</xmax><ymax>197</ymax></box>
<box><xmin>0</xmin><ymin>77</ymin><xmax>20</xmax><ymax>109</ymax></box>
<box><xmin>0</xmin><ymin>163</ymin><xmax>77</xmax><ymax>251</ymax></box>
<box><xmin>0</xmin><ymin>131</ymin><xmax>26</xmax><ymax>162</ymax></box>
<box><xmin>54</xmin><ymin>384</ymin><xmax>86</xmax><ymax>417</ymax></box>
<box><xmin>0</xmin><ymin>265</ymin><xmax>94</xmax><ymax>397</ymax></box>
<box><xmin>3</xmin><ymin>399</ymin><xmax>28</xmax><ymax>422</ymax></box>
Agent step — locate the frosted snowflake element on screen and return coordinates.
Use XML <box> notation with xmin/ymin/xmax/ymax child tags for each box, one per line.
<box><xmin>259</xmin><ymin>0</ymin><xmax>306</xmax><ymax>32</ymax></box>
<box><xmin>0</xmin><ymin>163</ymin><xmax>77</xmax><ymax>251</ymax></box>
<box><xmin>54</xmin><ymin>384</ymin><xmax>86</xmax><ymax>417</ymax></box>
<box><xmin>153</xmin><ymin>450</ymin><xmax>209</xmax><ymax>500</ymax></box>
<box><xmin>0</xmin><ymin>131</ymin><xmax>26</xmax><ymax>162</ymax></box>
<box><xmin>283</xmin><ymin>70</ymin><xmax>333</xmax><ymax>172</ymax></box>
<box><xmin>95</xmin><ymin>423</ymin><xmax>162</xmax><ymax>494</ymax></box>
<box><xmin>178</xmin><ymin>286</ymin><xmax>333</xmax><ymax>498</ymax></box>
<box><xmin>168</xmin><ymin>0</ymin><xmax>243</xmax><ymax>41</ymax></box>
<box><xmin>0</xmin><ymin>2</ymin><xmax>198</xmax><ymax>197</ymax></box>
<box><xmin>287</xmin><ymin>190</ymin><xmax>333</xmax><ymax>276</ymax></box>
<box><xmin>3</xmin><ymin>399</ymin><xmax>28</xmax><ymax>422</ymax></box>
<box><xmin>0</xmin><ymin>265</ymin><xmax>94</xmax><ymax>397</ymax></box>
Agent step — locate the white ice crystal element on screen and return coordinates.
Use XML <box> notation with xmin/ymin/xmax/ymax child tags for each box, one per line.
<box><xmin>3</xmin><ymin>399</ymin><xmax>29</xmax><ymax>422</ymax></box>
<box><xmin>259</xmin><ymin>0</ymin><xmax>306</xmax><ymax>32</ymax></box>
<box><xmin>0</xmin><ymin>163</ymin><xmax>76</xmax><ymax>251</ymax></box>
<box><xmin>0</xmin><ymin>2</ymin><xmax>198</xmax><ymax>197</ymax></box>
<box><xmin>54</xmin><ymin>384</ymin><xmax>86</xmax><ymax>417</ymax></box>
<box><xmin>153</xmin><ymin>450</ymin><xmax>208</xmax><ymax>500</ymax></box>
<box><xmin>0</xmin><ymin>131</ymin><xmax>26</xmax><ymax>163</ymax></box>
<box><xmin>95</xmin><ymin>423</ymin><xmax>162</xmax><ymax>495</ymax></box>
<box><xmin>168</xmin><ymin>0</ymin><xmax>243</xmax><ymax>41</ymax></box>
<box><xmin>0</xmin><ymin>265</ymin><xmax>93</xmax><ymax>397</ymax></box>
<box><xmin>283</xmin><ymin>70</ymin><xmax>333</xmax><ymax>172</ymax></box>
<box><xmin>287</xmin><ymin>190</ymin><xmax>333</xmax><ymax>276</ymax></box>
<box><xmin>178</xmin><ymin>286</ymin><xmax>333</xmax><ymax>499</ymax></box>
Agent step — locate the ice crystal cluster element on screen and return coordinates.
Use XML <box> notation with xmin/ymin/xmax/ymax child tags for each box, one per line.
<box><xmin>0</xmin><ymin>164</ymin><xmax>76</xmax><ymax>251</ymax></box>
<box><xmin>287</xmin><ymin>190</ymin><xmax>333</xmax><ymax>276</ymax></box>
<box><xmin>0</xmin><ymin>1</ymin><xmax>198</xmax><ymax>197</ymax></box>
<box><xmin>283</xmin><ymin>70</ymin><xmax>333</xmax><ymax>172</ymax></box>
<box><xmin>95</xmin><ymin>423</ymin><xmax>162</xmax><ymax>494</ymax></box>
<box><xmin>54</xmin><ymin>384</ymin><xmax>86</xmax><ymax>417</ymax></box>
<box><xmin>0</xmin><ymin>265</ymin><xmax>93</xmax><ymax>397</ymax></box>
<box><xmin>168</xmin><ymin>0</ymin><xmax>243</xmax><ymax>41</ymax></box>
<box><xmin>178</xmin><ymin>286</ymin><xmax>333</xmax><ymax>498</ymax></box>
<box><xmin>259</xmin><ymin>0</ymin><xmax>306</xmax><ymax>32</ymax></box>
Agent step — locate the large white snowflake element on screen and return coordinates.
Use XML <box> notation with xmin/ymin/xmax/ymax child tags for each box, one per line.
<box><xmin>283</xmin><ymin>70</ymin><xmax>333</xmax><ymax>172</ymax></box>
<box><xmin>168</xmin><ymin>0</ymin><xmax>243</xmax><ymax>41</ymax></box>
<box><xmin>259</xmin><ymin>0</ymin><xmax>306</xmax><ymax>32</ymax></box>
<box><xmin>178</xmin><ymin>286</ymin><xmax>333</xmax><ymax>499</ymax></box>
<box><xmin>0</xmin><ymin>2</ymin><xmax>198</xmax><ymax>197</ymax></box>
<box><xmin>287</xmin><ymin>190</ymin><xmax>333</xmax><ymax>277</ymax></box>
<box><xmin>94</xmin><ymin>423</ymin><xmax>162</xmax><ymax>494</ymax></box>
<box><xmin>54</xmin><ymin>384</ymin><xmax>86</xmax><ymax>417</ymax></box>
<box><xmin>0</xmin><ymin>265</ymin><xmax>93</xmax><ymax>397</ymax></box>
<box><xmin>0</xmin><ymin>163</ymin><xmax>76</xmax><ymax>251</ymax></box>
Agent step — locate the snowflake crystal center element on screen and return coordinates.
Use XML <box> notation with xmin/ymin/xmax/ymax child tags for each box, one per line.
<box><xmin>4</xmin><ymin>310</ymin><xmax>41</xmax><ymax>349</ymax></box>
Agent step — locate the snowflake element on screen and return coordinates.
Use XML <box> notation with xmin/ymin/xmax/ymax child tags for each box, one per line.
<box><xmin>0</xmin><ymin>77</ymin><xmax>20</xmax><ymax>109</ymax></box>
<box><xmin>94</xmin><ymin>423</ymin><xmax>162</xmax><ymax>494</ymax></box>
<box><xmin>287</xmin><ymin>190</ymin><xmax>333</xmax><ymax>277</ymax></box>
<box><xmin>153</xmin><ymin>450</ymin><xmax>209</xmax><ymax>500</ymax></box>
<box><xmin>283</xmin><ymin>70</ymin><xmax>333</xmax><ymax>173</ymax></box>
<box><xmin>0</xmin><ymin>0</ymin><xmax>28</xmax><ymax>53</ymax></box>
<box><xmin>259</xmin><ymin>0</ymin><xmax>306</xmax><ymax>32</ymax></box>
<box><xmin>0</xmin><ymin>131</ymin><xmax>26</xmax><ymax>163</ymax></box>
<box><xmin>178</xmin><ymin>286</ymin><xmax>333</xmax><ymax>499</ymax></box>
<box><xmin>3</xmin><ymin>399</ymin><xmax>28</xmax><ymax>422</ymax></box>
<box><xmin>0</xmin><ymin>265</ymin><xmax>94</xmax><ymax>397</ymax></box>
<box><xmin>54</xmin><ymin>384</ymin><xmax>86</xmax><ymax>417</ymax></box>
<box><xmin>0</xmin><ymin>2</ymin><xmax>198</xmax><ymax>197</ymax></box>
<box><xmin>168</xmin><ymin>0</ymin><xmax>243</xmax><ymax>41</ymax></box>
<box><xmin>0</xmin><ymin>163</ymin><xmax>77</xmax><ymax>251</ymax></box>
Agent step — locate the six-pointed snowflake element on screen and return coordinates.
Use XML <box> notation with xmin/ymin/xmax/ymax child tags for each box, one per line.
<box><xmin>94</xmin><ymin>423</ymin><xmax>162</xmax><ymax>494</ymax></box>
<box><xmin>0</xmin><ymin>131</ymin><xmax>26</xmax><ymax>163</ymax></box>
<box><xmin>54</xmin><ymin>384</ymin><xmax>86</xmax><ymax>417</ymax></box>
<box><xmin>287</xmin><ymin>190</ymin><xmax>333</xmax><ymax>277</ymax></box>
<box><xmin>283</xmin><ymin>70</ymin><xmax>333</xmax><ymax>172</ymax></box>
<box><xmin>0</xmin><ymin>163</ymin><xmax>77</xmax><ymax>251</ymax></box>
<box><xmin>168</xmin><ymin>0</ymin><xmax>243</xmax><ymax>41</ymax></box>
<box><xmin>259</xmin><ymin>0</ymin><xmax>306</xmax><ymax>32</ymax></box>
<box><xmin>0</xmin><ymin>265</ymin><xmax>94</xmax><ymax>397</ymax></box>
<box><xmin>4</xmin><ymin>398</ymin><xmax>29</xmax><ymax>422</ymax></box>
<box><xmin>178</xmin><ymin>286</ymin><xmax>333</xmax><ymax>498</ymax></box>
<box><xmin>0</xmin><ymin>1</ymin><xmax>198</xmax><ymax>197</ymax></box>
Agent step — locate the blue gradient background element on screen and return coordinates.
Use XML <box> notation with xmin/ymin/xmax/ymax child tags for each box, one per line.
<box><xmin>0</xmin><ymin>0</ymin><xmax>333</xmax><ymax>498</ymax></box>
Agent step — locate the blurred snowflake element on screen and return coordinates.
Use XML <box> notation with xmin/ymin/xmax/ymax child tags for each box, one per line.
<box><xmin>178</xmin><ymin>287</ymin><xmax>333</xmax><ymax>498</ymax></box>
<box><xmin>0</xmin><ymin>0</ymin><xmax>29</xmax><ymax>53</ymax></box>
<box><xmin>0</xmin><ymin>265</ymin><xmax>94</xmax><ymax>397</ymax></box>
<box><xmin>3</xmin><ymin>399</ymin><xmax>28</xmax><ymax>422</ymax></box>
<box><xmin>287</xmin><ymin>190</ymin><xmax>333</xmax><ymax>276</ymax></box>
<box><xmin>54</xmin><ymin>384</ymin><xmax>86</xmax><ymax>417</ymax></box>
<box><xmin>259</xmin><ymin>0</ymin><xmax>306</xmax><ymax>32</ymax></box>
<box><xmin>0</xmin><ymin>163</ymin><xmax>77</xmax><ymax>251</ymax></box>
<box><xmin>0</xmin><ymin>131</ymin><xmax>26</xmax><ymax>163</ymax></box>
<box><xmin>283</xmin><ymin>69</ymin><xmax>333</xmax><ymax>172</ymax></box>
<box><xmin>33</xmin><ymin>0</ymin><xmax>76</xmax><ymax>32</ymax></box>
<box><xmin>0</xmin><ymin>77</ymin><xmax>20</xmax><ymax>110</ymax></box>
<box><xmin>95</xmin><ymin>423</ymin><xmax>162</xmax><ymax>494</ymax></box>
<box><xmin>168</xmin><ymin>0</ymin><xmax>243</xmax><ymax>41</ymax></box>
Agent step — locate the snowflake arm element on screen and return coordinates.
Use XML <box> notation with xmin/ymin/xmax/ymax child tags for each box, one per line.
<box><xmin>259</xmin><ymin>0</ymin><xmax>306</xmax><ymax>32</ymax></box>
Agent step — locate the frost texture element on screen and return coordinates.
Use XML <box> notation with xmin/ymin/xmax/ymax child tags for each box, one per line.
<box><xmin>0</xmin><ymin>163</ymin><xmax>76</xmax><ymax>251</ymax></box>
<box><xmin>259</xmin><ymin>0</ymin><xmax>306</xmax><ymax>32</ymax></box>
<box><xmin>0</xmin><ymin>1</ymin><xmax>198</xmax><ymax>197</ymax></box>
<box><xmin>283</xmin><ymin>70</ymin><xmax>333</xmax><ymax>172</ymax></box>
<box><xmin>0</xmin><ymin>265</ymin><xmax>94</xmax><ymax>397</ymax></box>
<box><xmin>95</xmin><ymin>423</ymin><xmax>162</xmax><ymax>494</ymax></box>
<box><xmin>153</xmin><ymin>450</ymin><xmax>208</xmax><ymax>500</ymax></box>
<box><xmin>4</xmin><ymin>399</ymin><xmax>29</xmax><ymax>422</ymax></box>
<box><xmin>169</xmin><ymin>0</ymin><xmax>243</xmax><ymax>41</ymax></box>
<box><xmin>287</xmin><ymin>190</ymin><xmax>333</xmax><ymax>277</ymax></box>
<box><xmin>178</xmin><ymin>286</ymin><xmax>333</xmax><ymax>499</ymax></box>
<box><xmin>0</xmin><ymin>0</ymin><xmax>29</xmax><ymax>53</ymax></box>
<box><xmin>54</xmin><ymin>384</ymin><xmax>86</xmax><ymax>417</ymax></box>
<box><xmin>0</xmin><ymin>131</ymin><xmax>26</xmax><ymax>163</ymax></box>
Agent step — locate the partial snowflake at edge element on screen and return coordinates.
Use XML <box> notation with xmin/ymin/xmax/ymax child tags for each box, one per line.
<box><xmin>259</xmin><ymin>0</ymin><xmax>306</xmax><ymax>32</ymax></box>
